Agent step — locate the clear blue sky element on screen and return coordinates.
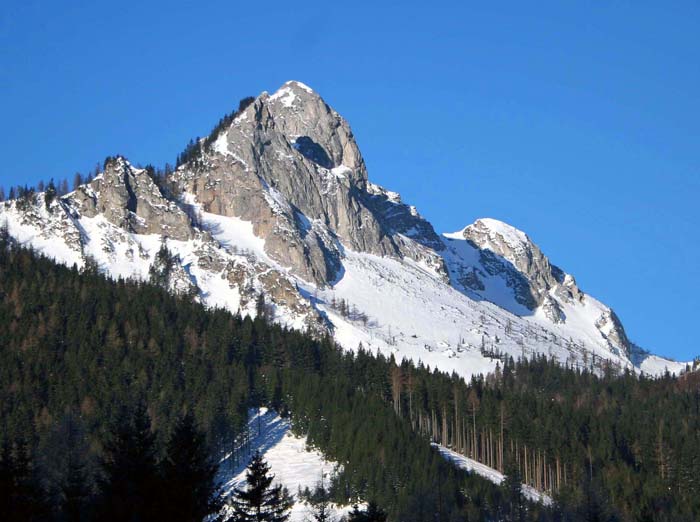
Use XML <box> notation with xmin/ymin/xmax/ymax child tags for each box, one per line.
<box><xmin>1</xmin><ymin>1</ymin><xmax>698</xmax><ymax>360</ymax></box>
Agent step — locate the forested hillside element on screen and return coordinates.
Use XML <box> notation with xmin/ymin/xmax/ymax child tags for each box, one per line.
<box><xmin>1</xmin><ymin>232</ymin><xmax>699</xmax><ymax>521</ymax></box>
<box><xmin>0</xmin><ymin>232</ymin><xmax>541</xmax><ymax>521</ymax></box>
<box><xmin>390</xmin><ymin>356</ymin><xmax>700</xmax><ymax>520</ymax></box>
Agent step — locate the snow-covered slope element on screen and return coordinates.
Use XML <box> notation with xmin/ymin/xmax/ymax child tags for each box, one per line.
<box><xmin>218</xmin><ymin>408</ymin><xmax>354</xmax><ymax>522</ymax></box>
<box><xmin>0</xmin><ymin>81</ymin><xmax>688</xmax><ymax>379</ymax></box>
<box><xmin>435</xmin><ymin>444</ymin><xmax>552</xmax><ymax>506</ymax></box>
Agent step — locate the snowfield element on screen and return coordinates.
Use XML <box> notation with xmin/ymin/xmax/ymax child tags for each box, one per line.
<box><xmin>218</xmin><ymin>408</ymin><xmax>355</xmax><ymax>522</ymax></box>
<box><xmin>313</xmin><ymin>247</ymin><xmax>681</xmax><ymax>381</ymax></box>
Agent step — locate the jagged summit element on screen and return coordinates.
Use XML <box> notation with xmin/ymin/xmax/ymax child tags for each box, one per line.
<box><xmin>0</xmin><ymin>81</ymin><xmax>687</xmax><ymax>379</ymax></box>
<box><xmin>467</xmin><ymin>218</ymin><xmax>530</xmax><ymax>249</ymax></box>
<box><xmin>284</xmin><ymin>79</ymin><xmax>316</xmax><ymax>92</ymax></box>
<box><xmin>70</xmin><ymin>156</ymin><xmax>193</xmax><ymax>241</ymax></box>
<box><xmin>175</xmin><ymin>80</ymin><xmax>444</xmax><ymax>286</ymax></box>
<box><xmin>267</xmin><ymin>80</ymin><xmax>319</xmax><ymax>105</ymax></box>
<box><xmin>461</xmin><ymin>217</ymin><xmax>563</xmax><ymax>306</ymax></box>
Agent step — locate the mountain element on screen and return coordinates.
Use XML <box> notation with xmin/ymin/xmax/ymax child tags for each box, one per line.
<box><xmin>0</xmin><ymin>80</ymin><xmax>686</xmax><ymax>379</ymax></box>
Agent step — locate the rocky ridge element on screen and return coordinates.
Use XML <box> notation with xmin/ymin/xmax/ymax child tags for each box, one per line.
<box><xmin>0</xmin><ymin>80</ymin><xmax>686</xmax><ymax>378</ymax></box>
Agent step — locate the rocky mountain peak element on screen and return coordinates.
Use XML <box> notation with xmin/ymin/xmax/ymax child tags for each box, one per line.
<box><xmin>1</xmin><ymin>80</ymin><xmax>676</xmax><ymax>377</ymax></box>
<box><xmin>174</xmin><ymin>81</ymin><xmax>444</xmax><ymax>286</ymax></box>
<box><xmin>257</xmin><ymin>80</ymin><xmax>367</xmax><ymax>184</ymax></box>
<box><xmin>461</xmin><ymin>218</ymin><xmax>590</xmax><ymax>306</ymax></box>
<box><xmin>464</xmin><ymin>218</ymin><xmax>534</xmax><ymax>262</ymax></box>
<box><xmin>447</xmin><ymin>216</ymin><xmax>633</xmax><ymax>356</ymax></box>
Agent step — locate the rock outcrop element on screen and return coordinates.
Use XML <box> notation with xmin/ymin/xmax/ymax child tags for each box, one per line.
<box><xmin>70</xmin><ymin>157</ymin><xmax>193</xmax><ymax>241</ymax></box>
<box><xmin>448</xmin><ymin>217</ymin><xmax>631</xmax><ymax>355</ymax></box>
<box><xmin>461</xmin><ymin>218</ymin><xmax>566</xmax><ymax>309</ymax></box>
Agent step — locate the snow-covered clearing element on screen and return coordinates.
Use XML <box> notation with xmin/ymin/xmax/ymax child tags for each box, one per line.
<box><xmin>218</xmin><ymin>408</ymin><xmax>354</xmax><ymax>522</ymax></box>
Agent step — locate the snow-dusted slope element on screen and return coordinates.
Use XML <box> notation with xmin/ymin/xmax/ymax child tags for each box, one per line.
<box><xmin>0</xmin><ymin>81</ymin><xmax>688</xmax><ymax>379</ymax></box>
<box><xmin>218</xmin><ymin>408</ymin><xmax>354</xmax><ymax>522</ymax></box>
<box><xmin>0</xmin><ymin>164</ymin><xmax>319</xmax><ymax>333</ymax></box>
<box><xmin>219</xmin><ymin>410</ymin><xmax>554</xmax><ymax>518</ymax></box>
<box><xmin>435</xmin><ymin>444</ymin><xmax>552</xmax><ymax>506</ymax></box>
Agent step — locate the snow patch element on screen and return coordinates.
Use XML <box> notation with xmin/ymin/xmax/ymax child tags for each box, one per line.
<box><xmin>202</xmin><ymin>212</ymin><xmax>270</xmax><ymax>263</ymax></box>
<box><xmin>269</xmin><ymin>87</ymin><xmax>297</xmax><ymax>108</ymax></box>
<box><xmin>330</xmin><ymin>165</ymin><xmax>351</xmax><ymax>179</ymax></box>
<box><xmin>213</xmin><ymin>131</ymin><xmax>230</xmax><ymax>155</ymax></box>
<box><xmin>284</xmin><ymin>80</ymin><xmax>315</xmax><ymax>93</ymax></box>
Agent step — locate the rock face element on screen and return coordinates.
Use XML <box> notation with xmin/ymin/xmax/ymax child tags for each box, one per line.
<box><xmin>595</xmin><ymin>310</ymin><xmax>632</xmax><ymax>353</ymax></box>
<box><xmin>1</xmin><ymin>80</ymin><xmax>681</xmax><ymax>376</ymax></box>
<box><xmin>174</xmin><ymin>81</ymin><xmax>444</xmax><ymax>285</ymax></box>
<box><xmin>70</xmin><ymin>157</ymin><xmax>193</xmax><ymax>241</ymax></box>
<box><xmin>461</xmin><ymin>218</ymin><xmax>570</xmax><ymax>310</ymax></box>
<box><xmin>446</xmin><ymin>217</ymin><xmax>631</xmax><ymax>356</ymax></box>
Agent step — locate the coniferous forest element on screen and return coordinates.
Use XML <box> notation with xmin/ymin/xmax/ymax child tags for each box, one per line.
<box><xmin>1</xmin><ymin>233</ymin><xmax>699</xmax><ymax>521</ymax></box>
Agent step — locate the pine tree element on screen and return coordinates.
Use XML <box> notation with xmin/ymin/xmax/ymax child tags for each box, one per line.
<box><xmin>159</xmin><ymin>413</ymin><xmax>222</xmax><ymax>522</ymax></box>
<box><xmin>228</xmin><ymin>451</ymin><xmax>293</xmax><ymax>522</ymax></box>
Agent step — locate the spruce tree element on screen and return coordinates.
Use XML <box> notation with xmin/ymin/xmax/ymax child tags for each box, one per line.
<box><xmin>58</xmin><ymin>457</ymin><xmax>91</xmax><ymax>522</ymax></box>
<box><xmin>347</xmin><ymin>502</ymin><xmax>387</xmax><ymax>522</ymax></box>
<box><xmin>149</xmin><ymin>240</ymin><xmax>175</xmax><ymax>288</ymax></box>
<box><xmin>255</xmin><ymin>292</ymin><xmax>268</xmax><ymax>321</ymax></box>
<box><xmin>44</xmin><ymin>180</ymin><xmax>57</xmax><ymax>209</ymax></box>
<box><xmin>308</xmin><ymin>477</ymin><xmax>334</xmax><ymax>522</ymax></box>
<box><xmin>73</xmin><ymin>172</ymin><xmax>83</xmax><ymax>190</ymax></box>
<box><xmin>502</xmin><ymin>463</ymin><xmax>526</xmax><ymax>522</ymax></box>
<box><xmin>0</xmin><ymin>442</ymin><xmax>48</xmax><ymax>521</ymax></box>
<box><xmin>44</xmin><ymin>411</ymin><xmax>93</xmax><ymax>521</ymax></box>
<box><xmin>95</xmin><ymin>405</ymin><xmax>160</xmax><ymax>521</ymax></box>
<box><xmin>228</xmin><ymin>451</ymin><xmax>293</xmax><ymax>522</ymax></box>
<box><xmin>159</xmin><ymin>413</ymin><xmax>222</xmax><ymax>521</ymax></box>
